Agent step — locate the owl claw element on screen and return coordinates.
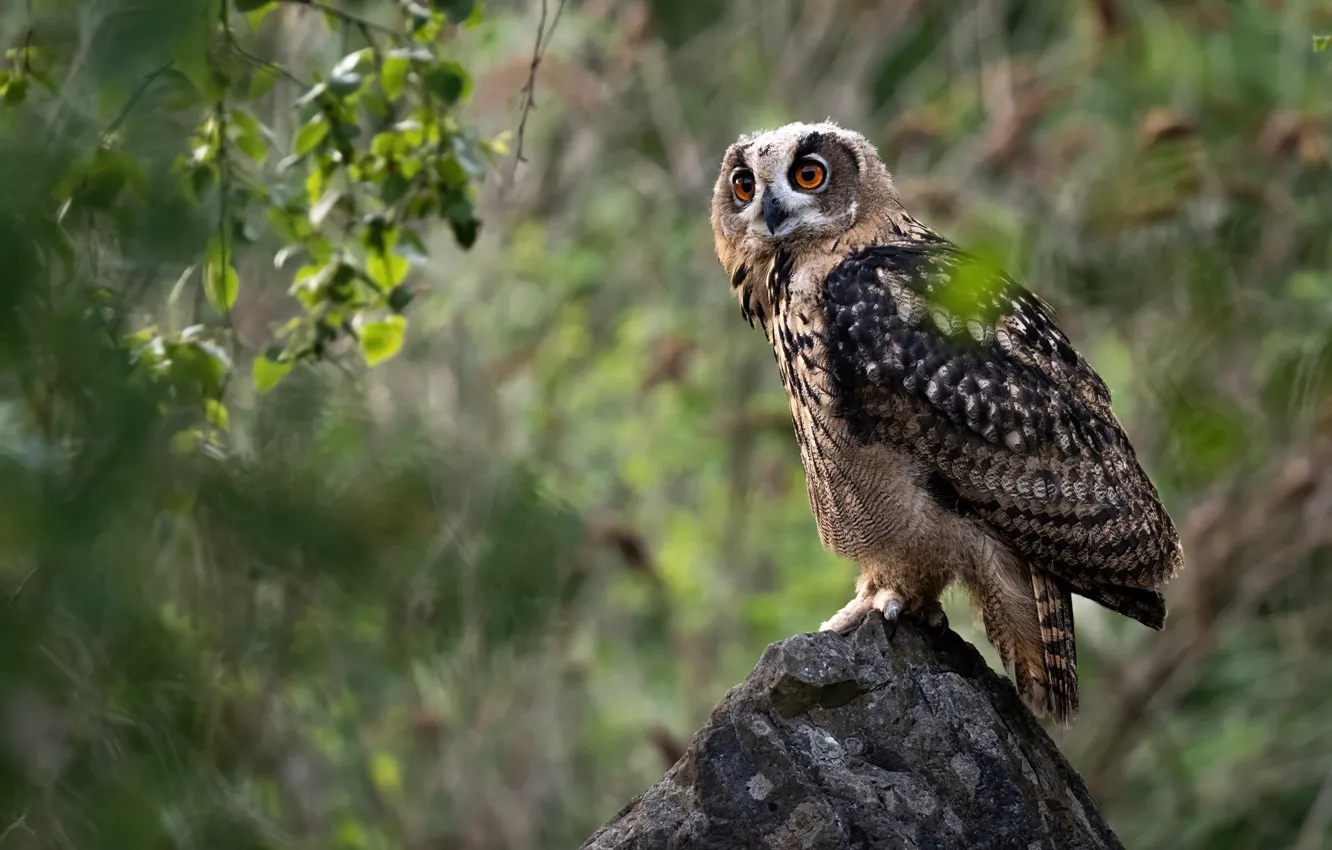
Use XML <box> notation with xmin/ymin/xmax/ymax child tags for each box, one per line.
<box><xmin>880</xmin><ymin>599</ymin><xmax>902</xmax><ymax>641</ymax></box>
<box><xmin>908</xmin><ymin>600</ymin><xmax>949</xmax><ymax>637</ymax></box>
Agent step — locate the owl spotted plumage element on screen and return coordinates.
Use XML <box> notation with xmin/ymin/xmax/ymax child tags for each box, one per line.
<box><xmin>710</xmin><ymin>121</ymin><xmax>1183</xmax><ymax>725</ymax></box>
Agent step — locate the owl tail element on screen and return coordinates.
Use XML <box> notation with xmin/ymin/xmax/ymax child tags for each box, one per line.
<box><xmin>1027</xmin><ymin>570</ymin><xmax>1079</xmax><ymax>727</ymax></box>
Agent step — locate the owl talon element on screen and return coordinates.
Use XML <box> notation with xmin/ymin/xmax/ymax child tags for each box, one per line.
<box><xmin>880</xmin><ymin>599</ymin><xmax>901</xmax><ymax>641</ymax></box>
<box><xmin>910</xmin><ymin>612</ymin><xmax>949</xmax><ymax>641</ymax></box>
<box><xmin>930</xmin><ymin>608</ymin><xmax>949</xmax><ymax>634</ymax></box>
<box><xmin>909</xmin><ymin>601</ymin><xmax>949</xmax><ymax>637</ymax></box>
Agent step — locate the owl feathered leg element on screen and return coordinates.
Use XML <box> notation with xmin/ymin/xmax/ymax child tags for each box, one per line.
<box><xmin>819</xmin><ymin>572</ymin><xmax>882</xmax><ymax>633</ymax></box>
<box><xmin>820</xmin><ymin>571</ymin><xmax>948</xmax><ymax>637</ymax></box>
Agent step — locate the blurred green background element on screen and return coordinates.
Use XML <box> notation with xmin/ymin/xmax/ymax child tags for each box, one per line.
<box><xmin>3</xmin><ymin>0</ymin><xmax>1332</xmax><ymax>848</ymax></box>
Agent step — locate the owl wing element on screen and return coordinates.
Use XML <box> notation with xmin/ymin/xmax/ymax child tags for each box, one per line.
<box><xmin>821</xmin><ymin>237</ymin><xmax>1181</xmax><ymax>626</ymax></box>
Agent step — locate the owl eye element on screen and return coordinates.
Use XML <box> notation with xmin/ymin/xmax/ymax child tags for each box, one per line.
<box><xmin>731</xmin><ymin>169</ymin><xmax>756</xmax><ymax>203</ymax></box>
<box><xmin>791</xmin><ymin>158</ymin><xmax>827</xmax><ymax>191</ymax></box>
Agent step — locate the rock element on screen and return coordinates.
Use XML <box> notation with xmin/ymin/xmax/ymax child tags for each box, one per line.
<box><xmin>581</xmin><ymin>616</ymin><xmax>1121</xmax><ymax>850</ymax></box>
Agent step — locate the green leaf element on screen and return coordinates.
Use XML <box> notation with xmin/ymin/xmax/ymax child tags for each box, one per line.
<box><xmin>170</xmin><ymin>429</ymin><xmax>205</xmax><ymax>455</ymax></box>
<box><xmin>381</xmin><ymin>55</ymin><xmax>410</xmax><ymax>101</ymax></box>
<box><xmin>70</xmin><ymin>147</ymin><xmax>146</xmax><ymax>211</ymax></box>
<box><xmin>2</xmin><ymin>75</ymin><xmax>28</xmax><ymax>105</ymax></box>
<box><xmin>387</xmin><ymin>285</ymin><xmax>415</xmax><ymax>312</ymax></box>
<box><xmin>330</xmin><ymin>48</ymin><xmax>372</xmax><ymax>96</ymax></box>
<box><xmin>246</xmin><ymin>5</ymin><xmax>279</xmax><ymax>30</ymax></box>
<box><xmin>231</xmin><ymin>109</ymin><xmax>269</xmax><ymax>162</ymax></box>
<box><xmin>205</xmin><ymin>398</ymin><xmax>230</xmax><ymax>430</ymax></box>
<box><xmin>274</xmin><ymin>245</ymin><xmax>301</xmax><ymax>269</ymax></box>
<box><xmin>423</xmin><ymin>62</ymin><xmax>471</xmax><ymax>106</ymax></box>
<box><xmin>173</xmin><ymin>28</ymin><xmax>223</xmax><ymax>101</ymax></box>
<box><xmin>381</xmin><ymin>172</ymin><xmax>410</xmax><ymax>204</ymax></box>
<box><xmin>370</xmin><ymin>752</ymin><xmax>402</xmax><ymax>795</ymax></box>
<box><xmin>333</xmin><ymin>48</ymin><xmax>373</xmax><ymax>79</ymax></box>
<box><xmin>366</xmin><ymin>250</ymin><xmax>409</xmax><ymax>288</ymax></box>
<box><xmin>452</xmin><ymin>137</ymin><xmax>487</xmax><ymax>179</ymax></box>
<box><xmin>450</xmin><ymin>216</ymin><xmax>479</xmax><ymax>249</ymax></box>
<box><xmin>206</xmin><ymin>260</ymin><xmax>240</xmax><ymax>311</ymax></box>
<box><xmin>1316</xmin><ymin>34</ymin><xmax>1331</xmax><ymax>52</ymax></box>
<box><xmin>431</xmin><ymin>0</ymin><xmax>480</xmax><ymax>23</ymax></box>
<box><xmin>310</xmin><ymin>189</ymin><xmax>344</xmax><ymax>228</ymax></box>
<box><xmin>329</xmin><ymin>71</ymin><xmax>364</xmax><ymax>98</ymax></box>
<box><xmin>167</xmin><ymin>336</ymin><xmax>231</xmax><ymax>399</ymax></box>
<box><xmin>360</xmin><ymin>215</ymin><xmax>397</xmax><ymax>253</ymax></box>
<box><xmin>265</xmin><ymin>206</ymin><xmax>308</xmax><ymax>243</ymax></box>
<box><xmin>295</xmin><ymin>81</ymin><xmax>328</xmax><ymax>107</ymax></box>
<box><xmin>190</xmin><ymin>163</ymin><xmax>216</xmax><ymax>201</ymax></box>
<box><xmin>406</xmin><ymin>3</ymin><xmax>434</xmax><ymax>31</ymax></box>
<box><xmin>248</xmin><ymin>66</ymin><xmax>280</xmax><ymax>99</ymax></box>
<box><xmin>294</xmin><ymin>114</ymin><xmax>330</xmax><ymax>156</ymax></box>
<box><xmin>446</xmin><ymin>197</ymin><xmax>480</xmax><ymax>248</ymax></box>
<box><xmin>361</xmin><ymin>89</ymin><xmax>390</xmax><ymax>119</ymax></box>
<box><xmin>358</xmin><ymin>315</ymin><xmax>407</xmax><ymax>367</ymax></box>
<box><xmin>252</xmin><ymin>353</ymin><xmax>293</xmax><ymax>395</ymax></box>
<box><xmin>235</xmin><ymin>0</ymin><xmax>274</xmax><ymax>10</ymax></box>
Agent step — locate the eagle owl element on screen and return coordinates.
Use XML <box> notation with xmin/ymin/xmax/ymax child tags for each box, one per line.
<box><xmin>709</xmin><ymin>121</ymin><xmax>1183</xmax><ymax>725</ymax></box>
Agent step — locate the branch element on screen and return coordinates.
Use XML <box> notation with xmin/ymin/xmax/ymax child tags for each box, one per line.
<box><xmin>276</xmin><ymin>0</ymin><xmax>403</xmax><ymax>38</ymax></box>
<box><xmin>582</xmin><ymin>617</ymin><xmax>1123</xmax><ymax>849</ymax></box>
<box><xmin>100</xmin><ymin>61</ymin><xmax>174</xmax><ymax>143</ymax></box>
<box><xmin>0</xmin><ymin>814</ymin><xmax>33</xmax><ymax>845</ymax></box>
<box><xmin>224</xmin><ymin>33</ymin><xmax>308</xmax><ymax>89</ymax></box>
<box><xmin>508</xmin><ymin>0</ymin><xmax>566</xmax><ymax>188</ymax></box>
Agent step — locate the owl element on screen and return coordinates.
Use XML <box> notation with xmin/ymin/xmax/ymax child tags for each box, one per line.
<box><xmin>709</xmin><ymin>121</ymin><xmax>1183</xmax><ymax>725</ymax></box>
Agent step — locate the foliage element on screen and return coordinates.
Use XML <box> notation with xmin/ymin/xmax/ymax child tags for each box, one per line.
<box><xmin>0</xmin><ymin>0</ymin><xmax>581</xmax><ymax>847</ymax></box>
<box><xmin>5</xmin><ymin>0</ymin><xmax>502</xmax><ymax>462</ymax></box>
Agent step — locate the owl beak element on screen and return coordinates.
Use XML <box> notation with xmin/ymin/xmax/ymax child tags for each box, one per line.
<box><xmin>762</xmin><ymin>193</ymin><xmax>789</xmax><ymax>235</ymax></box>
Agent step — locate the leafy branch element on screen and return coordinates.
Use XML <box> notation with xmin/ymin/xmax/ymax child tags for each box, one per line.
<box><xmin>9</xmin><ymin>0</ymin><xmax>499</xmax><ymax>462</ymax></box>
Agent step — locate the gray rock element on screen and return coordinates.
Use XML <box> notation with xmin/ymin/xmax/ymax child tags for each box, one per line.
<box><xmin>581</xmin><ymin>616</ymin><xmax>1121</xmax><ymax>850</ymax></box>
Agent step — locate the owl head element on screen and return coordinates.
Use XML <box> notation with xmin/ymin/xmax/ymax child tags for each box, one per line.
<box><xmin>710</xmin><ymin>121</ymin><xmax>901</xmax><ymax>277</ymax></box>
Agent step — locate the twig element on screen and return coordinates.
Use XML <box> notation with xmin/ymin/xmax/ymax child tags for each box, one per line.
<box><xmin>226</xmin><ymin>35</ymin><xmax>308</xmax><ymax>89</ymax></box>
<box><xmin>215</xmin><ymin>0</ymin><xmax>238</xmax><ymax>355</ymax></box>
<box><xmin>100</xmin><ymin>61</ymin><xmax>174</xmax><ymax>144</ymax></box>
<box><xmin>357</xmin><ymin>20</ymin><xmax>398</xmax><ymax>125</ymax></box>
<box><xmin>214</xmin><ymin>99</ymin><xmax>236</xmax><ymax>345</ymax></box>
<box><xmin>1293</xmin><ymin>760</ymin><xmax>1332</xmax><ymax>850</ymax></box>
<box><xmin>8</xmin><ymin>566</ymin><xmax>36</xmax><ymax>603</ymax></box>
<box><xmin>0</xmin><ymin>815</ymin><xmax>33</xmax><ymax>845</ymax></box>
<box><xmin>508</xmin><ymin>0</ymin><xmax>567</xmax><ymax>187</ymax></box>
<box><xmin>276</xmin><ymin>0</ymin><xmax>403</xmax><ymax>38</ymax></box>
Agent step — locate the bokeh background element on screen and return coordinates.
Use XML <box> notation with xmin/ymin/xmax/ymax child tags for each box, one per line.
<box><xmin>3</xmin><ymin>0</ymin><xmax>1332</xmax><ymax>848</ymax></box>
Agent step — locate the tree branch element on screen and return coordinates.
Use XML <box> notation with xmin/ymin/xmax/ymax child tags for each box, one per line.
<box><xmin>508</xmin><ymin>0</ymin><xmax>566</xmax><ymax>188</ymax></box>
<box><xmin>100</xmin><ymin>61</ymin><xmax>174</xmax><ymax>143</ymax></box>
<box><xmin>277</xmin><ymin>0</ymin><xmax>402</xmax><ymax>38</ymax></box>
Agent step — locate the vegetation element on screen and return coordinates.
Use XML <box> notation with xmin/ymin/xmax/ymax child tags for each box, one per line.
<box><xmin>1</xmin><ymin>0</ymin><xmax>1331</xmax><ymax>848</ymax></box>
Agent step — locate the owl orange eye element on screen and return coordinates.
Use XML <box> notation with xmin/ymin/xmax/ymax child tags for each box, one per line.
<box><xmin>732</xmin><ymin>170</ymin><xmax>755</xmax><ymax>203</ymax></box>
<box><xmin>792</xmin><ymin>158</ymin><xmax>826</xmax><ymax>190</ymax></box>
